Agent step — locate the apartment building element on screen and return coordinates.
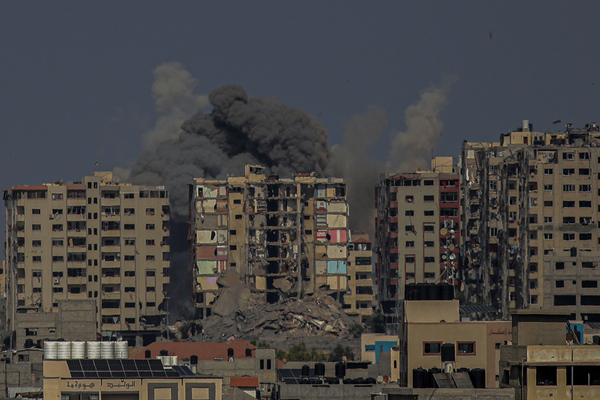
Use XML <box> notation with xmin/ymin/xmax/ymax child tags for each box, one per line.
<box><xmin>375</xmin><ymin>157</ymin><xmax>460</xmax><ymax>322</ymax></box>
<box><xmin>190</xmin><ymin>165</ymin><xmax>349</xmax><ymax>318</ymax></box>
<box><xmin>4</xmin><ymin>172</ymin><xmax>170</xmax><ymax>346</ymax></box>
<box><xmin>462</xmin><ymin>120</ymin><xmax>600</xmax><ymax>320</ymax></box>
<box><xmin>345</xmin><ymin>232</ymin><xmax>374</xmax><ymax>320</ymax></box>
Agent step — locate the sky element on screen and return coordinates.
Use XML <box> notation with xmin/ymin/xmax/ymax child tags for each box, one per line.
<box><xmin>1</xmin><ymin>2</ymin><xmax>600</xmax><ymax>241</ymax></box>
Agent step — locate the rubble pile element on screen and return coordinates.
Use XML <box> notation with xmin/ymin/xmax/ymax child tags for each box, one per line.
<box><xmin>190</xmin><ymin>293</ymin><xmax>359</xmax><ymax>350</ymax></box>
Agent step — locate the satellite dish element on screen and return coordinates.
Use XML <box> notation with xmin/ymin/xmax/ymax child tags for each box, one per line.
<box><xmin>440</xmin><ymin>228</ymin><xmax>448</xmax><ymax>235</ymax></box>
<box><xmin>442</xmin><ymin>254</ymin><xmax>448</xmax><ymax>260</ymax></box>
<box><xmin>449</xmin><ymin>229</ymin><xmax>455</xmax><ymax>235</ymax></box>
<box><xmin>449</xmin><ymin>244</ymin><xmax>455</xmax><ymax>251</ymax></box>
<box><xmin>449</xmin><ymin>254</ymin><xmax>456</xmax><ymax>261</ymax></box>
<box><xmin>377</xmin><ymin>375</ymin><xmax>384</xmax><ymax>383</ymax></box>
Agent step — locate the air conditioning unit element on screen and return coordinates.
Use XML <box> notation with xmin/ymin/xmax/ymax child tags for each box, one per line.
<box><xmin>49</xmin><ymin>215</ymin><xmax>55</xmax><ymax>220</ymax></box>
<box><xmin>53</xmin><ymin>278</ymin><xmax>60</xmax><ymax>285</ymax></box>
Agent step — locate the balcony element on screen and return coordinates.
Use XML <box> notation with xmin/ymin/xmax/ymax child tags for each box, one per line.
<box><xmin>101</xmin><ymin>276</ymin><xmax>121</xmax><ymax>285</ymax></box>
<box><xmin>101</xmin><ymin>291</ymin><xmax>121</xmax><ymax>300</ymax></box>
<box><xmin>67</xmin><ymin>276</ymin><xmax>86</xmax><ymax>285</ymax></box>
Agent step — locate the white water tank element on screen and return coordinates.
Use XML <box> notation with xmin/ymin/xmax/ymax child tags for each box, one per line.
<box><xmin>114</xmin><ymin>341</ymin><xmax>128</xmax><ymax>359</ymax></box>
<box><xmin>71</xmin><ymin>341</ymin><xmax>86</xmax><ymax>359</ymax></box>
<box><xmin>57</xmin><ymin>341</ymin><xmax>72</xmax><ymax>360</ymax></box>
<box><xmin>86</xmin><ymin>341</ymin><xmax>101</xmax><ymax>359</ymax></box>
<box><xmin>100</xmin><ymin>341</ymin><xmax>114</xmax><ymax>359</ymax></box>
<box><xmin>170</xmin><ymin>355</ymin><xmax>178</xmax><ymax>366</ymax></box>
<box><xmin>44</xmin><ymin>341</ymin><xmax>58</xmax><ymax>360</ymax></box>
<box><xmin>157</xmin><ymin>355</ymin><xmax>168</xmax><ymax>366</ymax></box>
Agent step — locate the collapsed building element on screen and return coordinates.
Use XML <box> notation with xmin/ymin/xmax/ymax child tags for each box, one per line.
<box><xmin>461</xmin><ymin>120</ymin><xmax>600</xmax><ymax>320</ymax></box>
<box><xmin>190</xmin><ymin>165</ymin><xmax>350</xmax><ymax>319</ymax></box>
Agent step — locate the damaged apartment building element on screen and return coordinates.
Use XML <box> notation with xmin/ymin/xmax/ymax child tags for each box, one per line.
<box><xmin>462</xmin><ymin>120</ymin><xmax>600</xmax><ymax>320</ymax></box>
<box><xmin>190</xmin><ymin>165</ymin><xmax>349</xmax><ymax>318</ymax></box>
<box><xmin>3</xmin><ymin>172</ymin><xmax>171</xmax><ymax>346</ymax></box>
<box><xmin>376</xmin><ymin>157</ymin><xmax>460</xmax><ymax>328</ymax></box>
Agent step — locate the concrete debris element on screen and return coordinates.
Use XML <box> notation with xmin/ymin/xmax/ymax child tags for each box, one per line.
<box><xmin>188</xmin><ymin>291</ymin><xmax>359</xmax><ymax>350</ymax></box>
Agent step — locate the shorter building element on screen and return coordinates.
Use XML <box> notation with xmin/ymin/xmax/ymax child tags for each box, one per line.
<box><xmin>43</xmin><ymin>359</ymin><xmax>223</xmax><ymax>400</ymax></box>
<box><xmin>15</xmin><ymin>299</ymin><xmax>96</xmax><ymax>350</ymax></box>
<box><xmin>345</xmin><ymin>232</ymin><xmax>374</xmax><ymax>320</ymax></box>
<box><xmin>394</xmin><ymin>300</ymin><xmax>511</xmax><ymax>388</ymax></box>
<box><xmin>132</xmin><ymin>339</ymin><xmax>277</xmax><ymax>398</ymax></box>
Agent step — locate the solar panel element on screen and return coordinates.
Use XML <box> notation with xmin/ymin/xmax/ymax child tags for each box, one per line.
<box><xmin>94</xmin><ymin>360</ymin><xmax>110</xmax><ymax>371</ymax></box>
<box><xmin>67</xmin><ymin>360</ymin><xmax>82</xmax><ymax>371</ymax></box>
<box><xmin>122</xmin><ymin>360</ymin><xmax>137</xmax><ymax>370</ymax></box>
<box><xmin>81</xmin><ymin>360</ymin><xmax>96</xmax><ymax>371</ymax></box>
<box><xmin>166</xmin><ymin>370</ymin><xmax>180</xmax><ymax>377</ymax></box>
<box><xmin>98</xmin><ymin>371</ymin><xmax>113</xmax><ymax>378</ymax></box>
<box><xmin>112</xmin><ymin>371</ymin><xmax>127</xmax><ymax>378</ymax></box>
<box><xmin>83</xmin><ymin>371</ymin><xmax>99</xmax><ymax>379</ymax></box>
<box><xmin>108</xmin><ymin>360</ymin><xmax>123</xmax><ymax>370</ymax></box>
<box><xmin>71</xmin><ymin>371</ymin><xmax>85</xmax><ymax>378</ymax></box>
<box><xmin>136</xmin><ymin>360</ymin><xmax>151</xmax><ymax>370</ymax></box>
<box><xmin>172</xmin><ymin>366</ymin><xmax>195</xmax><ymax>377</ymax></box>
<box><xmin>138</xmin><ymin>371</ymin><xmax>154</xmax><ymax>378</ymax></box>
<box><xmin>148</xmin><ymin>360</ymin><xmax>164</xmax><ymax>371</ymax></box>
<box><xmin>152</xmin><ymin>371</ymin><xmax>167</xmax><ymax>378</ymax></box>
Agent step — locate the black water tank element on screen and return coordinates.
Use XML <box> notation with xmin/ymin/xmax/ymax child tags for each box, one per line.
<box><xmin>335</xmin><ymin>361</ymin><xmax>346</xmax><ymax>378</ymax></box>
<box><xmin>440</xmin><ymin>284</ymin><xmax>454</xmax><ymax>300</ymax></box>
<box><xmin>457</xmin><ymin>367</ymin><xmax>470</xmax><ymax>374</ymax></box>
<box><xmin>427</xmin><ymin>367</ymin><xmax>441</xmax><ymax>388</ymax></box>
<box><xmin>191</xmin><ymin>355</ymin><xmax>198</xmax><ymax>365</ymax></box>
<box><xmin>227</xmin><ymin>348</ymin><xmax>234</xmax><ymax>358</ymax></box>
<box><xmin>594</xmin><ymin>336</ymin><xmax>600</xmax><ymax>345</ymax></box>
<box><xmin>413</xmin><ymin>367</ymin><xmax>428</xmax><ymax>388</ymax></box>
<box><xmin>301</xmin><ymin>364</ymin><xmax>310</xmax><ymax>378</ymax></box>
<box><xmin>470</xmin><ymin>368</ymin><xmax>486</xmax><ymax>388</ymax></box>
<box><xmin>405</xmin><ymin>283</ymin><xmax>417</xmax><ymax>300</ymax></box>
<box><xmin>416</xmin><ymin>283</ymin><xmax>427</xmax><ymax>300</ymax></box>
<box><xmin>145</xmin><ymin>350</ymin><xmax>152</xmax><ymax>358</ymax></box>
<box><xmin>425</xmin><ymin>284</ymin><xmax>441</xmax><ymax>300</ymax></box>
<box><xmin>314</xmin><ymin>362</ymin><xmax>325</xmax><ymax>377</ymax></box>
<box><xmin>24</xmin><ymin>339</ymin><xmax>33</xmax><ymax>349</ymax></box>
<box><xmin>441</xmin><ymin>343</ymin><xmax>455</xmax><ymax>362</ymax></box>
<box><xmin>160</xmin><ymin>349</ymin><xmax>168</xmax><ymax>356</ymax></box>
<box><xmin>343</xmin><ymin>378</ymin><xmax>354</xmax><ymax>384</ymax></box>
<box><xmin>365</xmin><ymin>377</ymin><xmax>377</xmax><ymax>384</ymax></box>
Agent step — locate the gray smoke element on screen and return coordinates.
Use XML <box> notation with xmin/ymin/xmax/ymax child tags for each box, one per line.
<box><xmin>331</xmin><ymin>106</ymin><xmax>388</xmax><ymax>238</ymax></box>
<box><xmin>387</xmin><ymin>76</ymin><xmax>456</xmax><ymax>172</ymax></box>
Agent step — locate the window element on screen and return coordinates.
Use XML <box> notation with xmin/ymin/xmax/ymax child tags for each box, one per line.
<box><xmin>124</xmin><ymin>239</ymin><xmax>135</xmax><ymax>245</ymax></box>
<box><xmin>146</xmin><ymin>239</ymin><xmax>155</xmax><ymax>246</ymax></box>
<box><xmin>582</xmin><ymin>281</ymin><xmax>598</xmax><ymax>288</ymax></box>
<box><xmin>405</xmin><ymin>210</ymin><xmax>414</xmax><ymax>216</ymax></box>
<box><xmin>52</xmin><ymin>193</ymin><xmax>63</xmax><ymax>200</ymax></box>
<box><xmin>563</xmin><ymin>168</ymin><xmax>575</xmax><ymax>175</ymax></box>
<box><xmin>544</xmin><ymin>233</ymin><xmax>553</xmax><ymax>240</ymax></box>
<box><xmin>230</xmin><ymin>245</ymin><xmax>237</xmax><ymax>250</ymax></box>
<box><xmin>544</xmin><ymin>168</ymin><xmax>553</xmax><ymax>175</ymax></box>
<box><xmin>146</xmin><ymin>208</ymin><xmax>155</xmax><ymax>215</ymax></box>
<box><xmin>556</xmin><ymin>280</ymin><xmax>564</xmax><ymax>288</ymax></box>
<box><xmin>563</xmin><ymin>184</ymin><xmax>575</xmax><ymax>192</ymax></box>
<box><xmin>563</xmin><ymin>152</ymin><xmax>574</xmax><ymax>160</ymax></box>
<box><xmin>580</xmin><ymin>233</ymin><xmax>592</xmax><ymax>241</ymax></box>
<box><xmin>124</xmin><ymin>271</ymin><xmax>135</xmax><ymax>277</ymax></box>
<box><xmin>544</xmin><ymin>200</ymin><xmax>553</xmax><ymax>207</ymax></box>
<box><xmin>563</xmin><ymin>201</ymin><xmax>575</xmax><ymax>208</ymax></box>
<box><xmin>32</xmin><ymin>224</ymin><xmax>41</xmax><ymax>231</ymax></box>
<box><xmin>33</xmin><ymin>256</ymin><xmax>41</xmax><ymax>262</ymax></box>
<box><xmin>457</xmin><ymin>342</ymin><xmax>475</xmax><ymax>355</ymax></box>
<box><xmin>32</xmin><ymin>240</ymin><xmax>41</xmax><ymax>247</ymax></box>
<box><xmin>424</xmin><ymin>225</ymin><xmax>435</xmax><ymax>232</ymax></box>
<box><xmin>405</xmin><ymin>195</ymin><xmax>414</xmax><ymax>203</ymax></box>
<box><xmin>580</xmin><ymin>152</ymin><xmax>590</xmax><ymax>160</ymax></box>
<box><xmin>580</xmin><ymin>201</ymin><xmax>592</xmax><ymax>208</ymax></box>
<box><xmin>536</xmin><ymin>366</ymin><xmax>557</xmax><ymax>386</ymax></box>
<box><xmin>556</xmin><ymin>262</ymin><xmax>565</xmax><ymax>270</ymax></box>
<box><xmin>424</xmin><ymin>257</ymin><xmax>436</xmax><ymax>263</ymax></box>
<box><xmin>124</xmin><ymin>255</ymin><xmax>135</xmax><ymax>261</ymax></box>
<box><xmin>424</xmin><ymin>241</ymin><xmax>434</xmax><ymax>247</ymax></box>
<box><xmin>124</xmin><ymin>224</ymin><xmax>135</xmax><ymax>230</ymax></box>
<box><xmin>563</xmin><ymin>233</ymin><xmax>575</xmax><ymax>241</ymax></box>
<box><xmin>563</xmin><ymin>216</ymin><xmax>575</xmax><ymax>224</ymax></box>
<box><xmin>405</xmin><ymin>225</ymin><xmax>414</xmax><ymax>232</ymax></box>
<box><xmin>529</xmin><ymin>198</ymin><xmax>537</xmax><ymax>207</ymax></box>
<box><xmin>52</xmin><ymin>239</ymin><xmax>64</xmax><ymax>246</ymax></box>
<box><xmin>124</xmin><ymin>193</ymin><xmax>134</xmax><ymax>199</ymax></box>
<box><xmin>580</xmin><ymin>184</ymin><xmax>592</xmax><ymax>192</ymax></box>
<box><xmin>405</xmin><ymin>256</ymin><xmax>415</xmax><ymax>263</ymax></box>
<box><xmin>544</xmin><ymin>184</ymin><xmax>553</xmax><ymax>191</ymax></box>
<box><xmin>53</xmin><ymin>256</ymin><xmax>64</xmax><ymax>262</ymax></box>
<box><xmin>233</xmin><ymin>199</ymin><xmax>241</xmax><ymax>204</ymax></box>
<box><xmin>32</xmin><ymin>208</ymin><xmax>41</xmax><ymax>214</ymax></box>
<box><xmin>229</xmin><ymin>230</ymin><xmax>237</xmax><ymax>235</ymax></box>
<box><xmin>544</xmin><ymin>217</ymin><xmax>553</xmax><ymax>223</ymax></box>
<box><xmin>123</xmin><ymin>208</ymin><xmax>134</xmax><ymax>215</ymax></box>
<box><xmin>424</xmin><ymin>180</ymin><xmax>434</xmax><ymax>186</ymax></box>
<box><xmin>424</xmin><ymin>210</ymin><xmax>434</xmax><ymax>216</ymax></box>
<box><xmin>424</xmin><ymin>195</ymin><xmax>434</xmax><ymax>202</ymax></box>
<box><xmin>509</xmin><ymin>197</ymin><xmax>517</xmax><ymax>205</ymax></box>
<box><xmin>554</xmin><ymin>295</ymin><xmax>576</xmax><ymax>306</ymax></box>
<box><xmin>146</xmin><ymin>255</ymin><xmax>155</xmax><ymax>261</ymax></box>
<box><xmin>145</xmin><ymin>224</ymin><xmax>155</xmax><ymax>230</ymax></box>
<box><xmin>423</xmin><ymin>342</ymin><xmax>442</xmax><ymax>355</ymax></box>
<box><xmin>405</xmin><ymin>241</ymin><xmax>414</xmax><ymax>248</ymax></box>
<box><xmin>580</xmin><ymin>168</ymin><xmax>590</xmax><ymax>176</ymax></box>
<box><xmin>146</xmin><ymin>270</ymin><xmax>156</xmax><ymax>277</ymax></box>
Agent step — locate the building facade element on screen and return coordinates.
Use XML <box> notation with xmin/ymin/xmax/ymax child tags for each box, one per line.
<box><xmin>4</xmin><ymin>172</ymin><xmax>171</xmax><ymax>346</ymax></box>
<box><xmin>462</xmin><ymin>121</ymin><xmax>600</xmax><ymax>320</ymax></box>
<box><xmin>344</xmin><ymin>232</ymin><xmax>374</xmax><ymax>320</ymax></box>
<box><xmin>376</xmin><ymin>158</ymin><xmax>460</xmax><ymax>324</ymax></box>
<box><xmin>190</xmin><ymin>165</ymin><xmax>349</xmax><ymax>318</ymax></box>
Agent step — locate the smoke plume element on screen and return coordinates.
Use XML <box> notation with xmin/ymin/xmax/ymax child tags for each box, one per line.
<box><xmin>387</xmin><ymin>76</ymin><xmax>457</xmax><ymax>172</ymax></box>
<box><xmin>331</xmin><ymin>106</ymin><xmax>388</xmax><ymax>238</ymax></box>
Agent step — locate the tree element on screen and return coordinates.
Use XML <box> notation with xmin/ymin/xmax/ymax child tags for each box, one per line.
<box><xmin>328</xmin><ymin>343</ymin><xmax>355</xmax><ymax>361</ymax></box>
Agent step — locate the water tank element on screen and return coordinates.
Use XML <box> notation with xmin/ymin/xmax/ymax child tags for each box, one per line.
<box><xmin>335</xmin><ymin>361</ymin><xmax>346</xmax><ymax>378</ymax></box>
<box><xmin>470</xmin><ymin>368</ymin><xmax>486</xmax><ymax>388</ymax></box>
<box><xmin>115</xmin><ymin>341</ymin><xmax>128</xmax><ymax>359</ymax></box>
<box><xmin>412</xmin><ymin>367</ymin><xmax>427</xmax><ymax>388</ymax></box>
<box><xmin>160</xmin><ymin>349</ymin><xmax>168</xmax><ymax>356</ymax></box>
<box><xmin>314</xmin><ymin>362</ymin><xmax>325</xmax><ymax>377</ymax></box>
<box><xmin>427</xmin><ymin>367</ymin><xmax>441</xmax><ymax>388</ymax></box>
<box><xmin>145</xmin><ymin>350</ymin><xmax>152</xmax><ymax>359</ymax></box>
<box><xmin>57</xmin><ymin>341</ymin><xmax>72</xmax><ymax>360</ymax></box>
<box><xmin>100</xmin><ymin>341</ymin><xmax>114</xmax><ymax>359</ymax></box>
<box><xmin>415</xmin><ymin>284</ymin><xmax>427</xmax><ymax>300</ymax></box>
<box><xmin>594</xmin><ymin>335</ymin><xmax>600</xmax><ymax>345</ymax></box>
<box><xmin>440</xmin><ymin>284</ymin><xmax>454</xmax><ymax>300</ymax></box>
<box><xmin>44</xmin><ymin>341</ymin><xmax>58</xmax><ymax>360</ymax></box>
<box><xmin>24</xmin><ymin>339</ymin><xmax>34</xmax><ymax>349</ymax></box>
<box><xmin>191</xmin><ymin>355</ymin><xmax>198</xmax><ymax>365</ymax></box>
<box><xmin>441</xmin><ymin>343</ymin><xmax>455</xmax><ymax>362</ymax></box>
<box><xmin>170</xmin><ymin>355</ymin><xmax>178</xmax><ymax>366</ymax></box>
<box><xmin>425</xmin><ymin>284</ymin><xmax>441</xmax><ymax>301</ymax></box>
<box><xmin>71</xmin><ymin>341</ymin><xmax>86</xmax><ymax>359</ymax></box>
<box><xmin>405</xmin><ymin>283</ymin><xmax>417</xmax><ymax>300</ymax></box>
<box><xmin>87</xmin><ymin>341</ymin><xmax>101</xmax><ymax>359</ymax></box>
<box><xmin>301</xmin><ymin>364</ymin><xmax>310</xmax><ymax>378</ymax></box>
